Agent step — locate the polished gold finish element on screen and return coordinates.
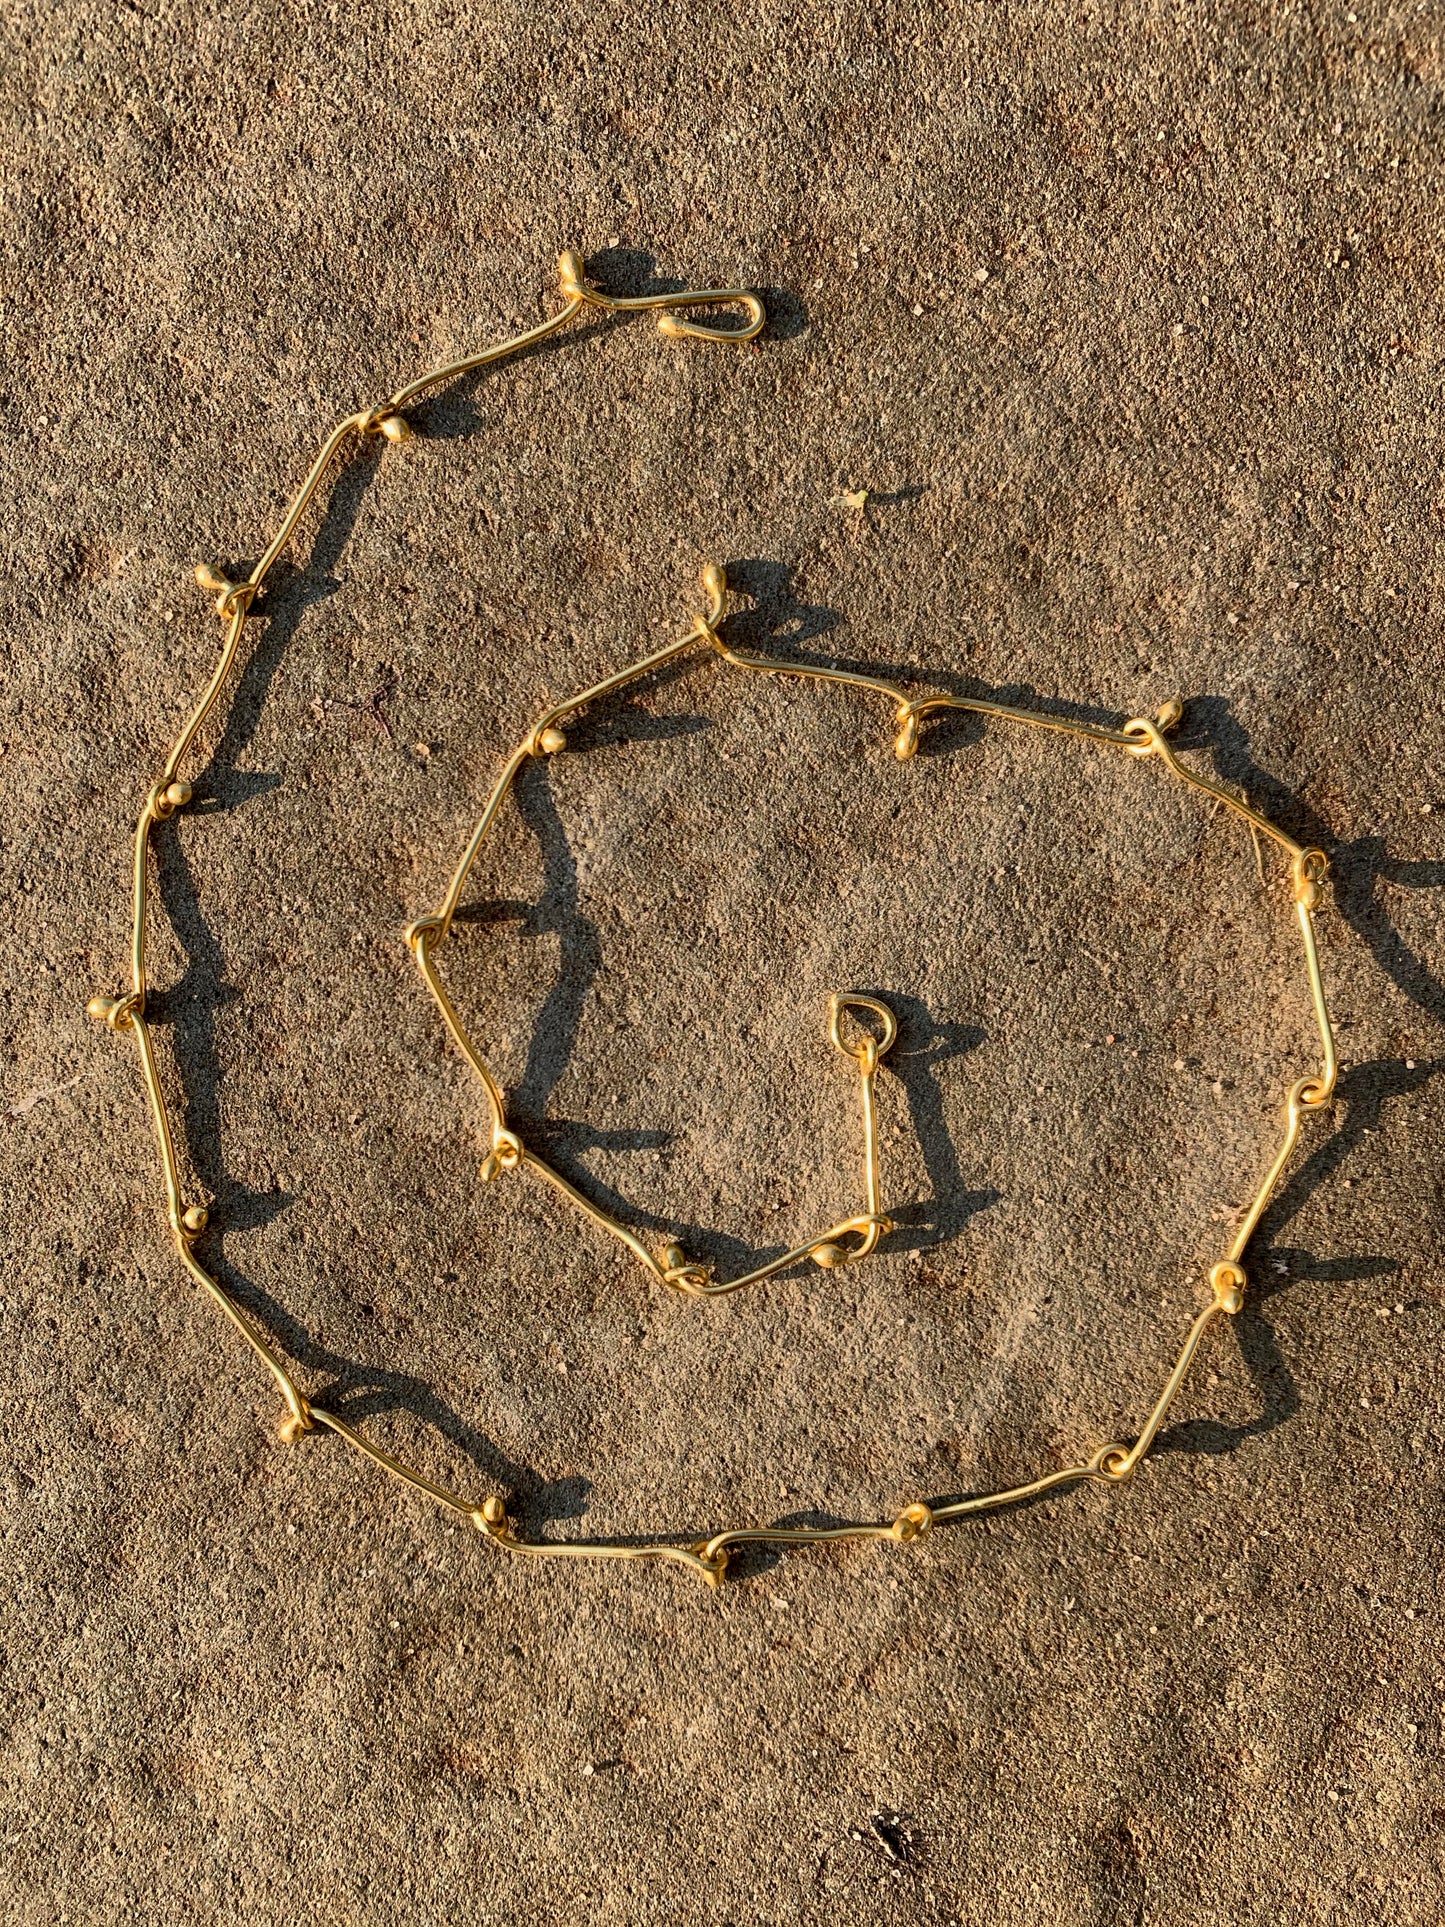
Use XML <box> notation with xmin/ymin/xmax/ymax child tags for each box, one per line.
<box><xmin>89</xmin><ymin>252</ymin><xmax>1338</xmax><ymax>1589</ymax></box>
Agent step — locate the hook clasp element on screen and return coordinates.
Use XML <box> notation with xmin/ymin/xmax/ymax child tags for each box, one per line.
<box><xmin>557</xmin><ymin>252</ymin><xmax>765</xmax><ymax>345</ymax></box>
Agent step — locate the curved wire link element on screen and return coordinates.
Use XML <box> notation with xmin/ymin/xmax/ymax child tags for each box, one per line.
<box><xmin>89</xmin><ymin>253</ymin><xmax>1339</xmax><ymax>1589</ymax></box>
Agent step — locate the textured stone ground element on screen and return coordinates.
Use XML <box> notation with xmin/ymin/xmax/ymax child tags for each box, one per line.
<box><xmin>2</xmin><ymin>3</ymin><xmax>1444</xmax><ymax>1921</ymax></box>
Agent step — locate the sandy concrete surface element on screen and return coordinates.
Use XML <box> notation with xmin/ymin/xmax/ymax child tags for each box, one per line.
<box><xmin>3</xmin><ymin>2</ymin><xmax>1444</xmax><ymax>1920</ymax></box>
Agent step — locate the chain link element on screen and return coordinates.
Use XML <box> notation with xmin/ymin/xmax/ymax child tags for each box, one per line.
<box><xmin>89</xmin><ymin>252</ymin><xmax>1338</xmax><ymax>1587</ymax></box>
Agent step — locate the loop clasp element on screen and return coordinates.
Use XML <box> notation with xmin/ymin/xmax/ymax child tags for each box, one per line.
<box><xmin>829</xmin><ymin>992</ymin><xmax>897</xmax><ymax>1066</ymax></box>
<box><xmin>1292</xmin><ymin>847</ymin><xmax>1329</xmax><ymax>912</ymax></box>
<box><xmin>480</xmin><ymin>1129</ymin><xmax>524</xmax><ymax>1184</ymax></box>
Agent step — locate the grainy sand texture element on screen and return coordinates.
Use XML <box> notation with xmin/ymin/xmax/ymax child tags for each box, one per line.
<box><xmin>2</xmin><ymin>4</ymin><xmax>1443</xmax><ymax>1921</ymax></box>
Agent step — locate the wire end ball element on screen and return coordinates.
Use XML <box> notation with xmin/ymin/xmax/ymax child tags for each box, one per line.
<box><xmin>193</xmin><ymin>562</ymin><xmax>253</xmax><ymax>618</ymax></box>
<box><xmin>700</xmin><ymin>561</ymin><xmax>727</xmax><ymax>628</ymax></box>
<box><xmin>153</xmin><ymin>779</ymin><xmax>193</xmax><ymax>818</ymax></box>
<box><xmin>473</xmin><ymin>1495</ymin><xmax>509</xmax><ymax>1536</ymax></box>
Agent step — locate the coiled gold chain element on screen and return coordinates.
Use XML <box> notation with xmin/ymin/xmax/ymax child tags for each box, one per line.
<box><xmin>89</xmin><ymin>252</ymin><xmax>1338</xmax><ymax>1587</ymax></box>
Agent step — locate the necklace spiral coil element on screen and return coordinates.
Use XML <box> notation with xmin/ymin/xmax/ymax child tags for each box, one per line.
<box><xmin>89</xmin><ymin>252</ymin><xmax>1338</xmax><ymax>1587</ymax></box>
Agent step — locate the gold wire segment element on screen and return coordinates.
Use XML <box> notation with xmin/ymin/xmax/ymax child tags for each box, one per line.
<box><xmin>89</xmin><ymin>253</ymin><xmax>1338</xmax><ymax>1588</ymax></box>
<box><xmin>398</xmin><ymin>565</ymin><xmax>1336</xmax><ymax>1583</ymax></box>
<box><xmin>89</xmin><ymin>252</ymin><xmax>763</xmax><ymax>1456</ymax></box>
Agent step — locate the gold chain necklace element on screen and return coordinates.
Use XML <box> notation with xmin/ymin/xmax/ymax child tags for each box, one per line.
<box><xmin>89</xmin><ymin>252</ymin><xmax>1338</xmax><ymax>1588</ymax></box>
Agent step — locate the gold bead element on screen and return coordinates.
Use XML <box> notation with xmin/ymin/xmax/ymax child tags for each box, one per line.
<box><xmin>538</xmin><ymin>726</ymin><xmax>567</xmax><ymax>755</ymax></box>
<box><xmin>1155</xmin><ymin>697</ymin><xmax>1185</xmax><ymax>733</ymax></box>
<box><xmin>894</xmin><ymin>715</ymin><xmax>919</xmax><ymax>761</ymax></box>
<box><xmin>87</xmin><ymin>995</ymin><xmax>117</xmax><ymax>1023</ymax></box>
<box><xmin>811</xmin><ymin>1242</ymin><xmax>846</xmax><ymax>1270</ymax></box>
<box><xmin>182</xmin><ymin>1204</ymin><xmax>209</xmax><ymax>1235</ymax></box>
<box><xmin>377</xmin><ymin>414</ymin><xmax>412</xmax><ymax>444</ymax></box>
<box><xmin>663</xmin><ymin>1243</ymin><xmax>686</xmax><ymax>1272</ymax></box>
<box><xmin>279</xmin><ymin>1412</ymin><xmax>310</xmax><ymax>1444</ymax></box>
<box><xmin>480</xmin><ymin>1496</ymin><xmax>506</xmax><ymax>1526</ymax></box>
<box><xmin>558</xmin><ymin>250</ymin><xmax>586</xmax><ymax>297</ymax></box>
